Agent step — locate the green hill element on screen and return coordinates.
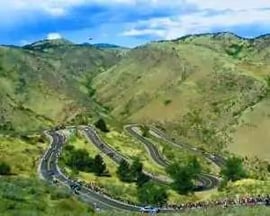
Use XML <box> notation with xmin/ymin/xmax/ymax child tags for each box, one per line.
<box><xmin>93</xmin><ymin>33</ymin><xmax>270</xmax><ymax>157</ymax></box>
<box><xmin>0</xmin><ymin>40</ymin><xmax>123</xmax><ymax>134</ymax></box>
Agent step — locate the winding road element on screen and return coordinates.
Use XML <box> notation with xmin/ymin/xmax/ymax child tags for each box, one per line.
<box><xmin>124</xmin><ymin>125</ymin><xmax>222</xmax><ymax>190</ymax></box>
<box><xmin>38</xmin><ymin>124</ymin><xmax>227</xmax><ymax>212</ymax></box>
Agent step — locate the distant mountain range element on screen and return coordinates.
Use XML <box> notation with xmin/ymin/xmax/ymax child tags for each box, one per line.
<box><xmin>92</xmin><ymin>43</ymin><xmax>128</xmax><ymax>49</ymax></box>
<box><xmin>20</xmin><ymin>39</ymin><xmax>128</xmax><ymax>51</ymax></box>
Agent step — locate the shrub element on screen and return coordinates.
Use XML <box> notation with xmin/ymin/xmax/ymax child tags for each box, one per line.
<box><xmin>166</xmin><ymin>157</ymin><xmax>201</xmax><ymax>195</ymax></box>
<box><xmin>94</xmin><ymin>118</ymin><xmax>109</xmax><ymax>133</ymax></box>
<box><xmin>0</xmin><ymin>161</ymin><xmax>11</xmax><ymax>175</ymax></box>
<box><xmin>164</xmin><ymin>99</ymin><xmax>172</xmax><ymax>105</ymax></box>
<box><xmin>220</xmin><ymin>156</ymin><xmax>247</xmax><ymax>182</ymax></box>
<box><xmin>138</xmin><ymin>182</ymin><xmax>168</xmax><ymax>205</ymax></box>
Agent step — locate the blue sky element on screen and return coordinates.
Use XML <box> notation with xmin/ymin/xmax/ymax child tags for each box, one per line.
<box><xmin>1</xmin><ymin>0</ymin><xmax>270</xmax><ymax>47</ymax></box>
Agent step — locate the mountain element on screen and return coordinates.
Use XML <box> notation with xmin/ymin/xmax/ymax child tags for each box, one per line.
<box><xmin>1</xmin><ymin>33</ymin><xmax>270</xmax><ymax>215</ymax></box>
<box><xmin>23</xmin><ymin>39</ymin><xmax>74</xmax><ymax>51</ymax></box>
<box><xmin>1</xmin><ymin>32</ymin><xmax>270</xmax><ymax>156</ymax></box>
<box><xmin>0</xmin><ymin>40</ymin><xmax>123</xmax><ymax>134</ymax></box>
<box><xmin>92</xmin><ymin>32</ymin><xmax>270</xmax><ymax>157</ymax></box>
<box><xmin>93</xmin><ymin>43</ymin><xmax>128</xmax><ymax>49</ymax></box>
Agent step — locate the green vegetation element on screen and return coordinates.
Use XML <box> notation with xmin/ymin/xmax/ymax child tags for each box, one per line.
<box><xmin>231</xmin><ymin>97</ymin><xmax>270</xmax><ymax>162</ymax></box>
<box><xmin>117</xmin><ymin>158</ymin><xmax>149</xmax><ymax>185</ymax></box>
<box><xmin>93</xmin><ymin>154</ymin><xmax>107</xmax><ymax>176</ymax></box>
<box><xmin>0</xmin><ymin>135</ymin><xmax>46</xmax><ymax>176</ymax></box>
<box><xmin>0</xmin><ymin>41</ymin><xmax>122</xmax><ymax>134</ymax></box>
<box><xmin>61</xmin><ymin>144</ymin><xmax>108</xmax><ymax>176</ymax></box>
<box><xmin>59</xmin><ymin>135</ymin><xmax>140</xmax><ymax>203</ymax></box>
<box><xmin>141</xmin><ymin>125</ymin><xmax>150</xmax><ymax>137</ymax></box>
<box><xmin>117</xmin><ymin>159</ymin><xmax>133</xmax><ymax>182</ymax></box>
<box><xmin>164</xmin><ymin>99</ymin><xmax>172</xmax><ymax>105</ymax></box>
<box><xmin>166</xmin><ymin>157</ymin><xmax>202</xmax><ymax>195</ymax></box>
<box><xmin>101</xmin><ymin>130</ymin><xmax>167</xmax><ymax>176</ymax></box>
<box><xmin>94</xmin><ymin>118</ymin><xmax>110</xmax><ymax>133</ymax></box>
<box><xmin>138</xmin><ymin>182</ymin><xmax>168</xmax><ymax>205</ymax></box>
<box><xmin>62</xmin><ymin>145</ymin><xmax>93</xmax><ymax>172</ymax></box>
<box><xmin>144</xmin><ymin>129</ymin><xmax>218</xmax><ymax>174</ymax></box>
<box><xmin>92</xmin><ymin>33</ymin><xmax>270</xmax><ymax>159</ymax></box>
<box><xmin>0</xmin><ymin>161</ymin><xmax>11</xmax><ymax>175</ymax></box>
<box><xmin>220</xmin><ymin>156</ymin><xmax>247</xmax><ymax>182</ymax></box>
<box><xmin>0</xmin><ymin>177</ymin><xmax>93</xmax><ymax>216</ymax></box>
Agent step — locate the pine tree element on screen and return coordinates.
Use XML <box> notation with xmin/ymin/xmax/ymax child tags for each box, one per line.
<box><xmin>138</xmin><ymin>182</ymin><xmax>168</xmax><ymax>205</ymax></box>
<box><xmin>220</xmin><ymin>156</ymin><xmax>247</xmax><ymax>182</ymax></box>
<box><xmin>93</xmin><ymin>154</ymin><xmax>107</xmax><ymax>176</ymax></box>
<box><xmin>94</xmin><ymin>118</ymin><xmax>109</xmax><ymax>132</ymax></box>
<box><xmin>117</xmin><ymin>159</ymin><xmax>132</xmax><ymax>182</ymax></box>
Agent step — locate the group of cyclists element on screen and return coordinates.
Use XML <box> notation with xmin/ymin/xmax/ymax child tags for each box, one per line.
<box><xmin>163</xmin><ymin>194</ymin><xmax>270</xmax><ymax>211</ymax></box>
<box><xmin>71</xmin><ymin>179</ymin><xmax>270</xmax><ymax>212</ymax></box>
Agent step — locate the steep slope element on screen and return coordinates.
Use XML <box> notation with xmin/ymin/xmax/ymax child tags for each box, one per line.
<box><xmin>93</xmin><ymin>33</ymin><xmax>270</xmax><ymax>154</ymax></box>
<box><xmin>0</xmin><ymin>40</ymin><xmax>122</xmax><ymax>134</ymax></box>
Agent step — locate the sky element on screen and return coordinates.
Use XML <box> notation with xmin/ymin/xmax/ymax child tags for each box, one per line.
<box><xmin>1</xmin><ymin>0</ymin><xmax>270</xmax><ymax>47</ymax></box>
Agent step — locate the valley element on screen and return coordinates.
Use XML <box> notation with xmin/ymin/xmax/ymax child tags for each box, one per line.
<box><xmin>0</xmin><ymin>33</ymin><xmax>270</xmax><ymax>215</ymax></box>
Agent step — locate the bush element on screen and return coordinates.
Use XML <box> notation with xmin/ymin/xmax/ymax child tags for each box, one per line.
<box><xmin>117</xmin><ymin>160</ymin><xmax>132</xmax><ymax>182</ymax></box>
<box><xmin>220</xmin><ymin>156</ymin><xmax>247</xmax><ymax>182</ymax></box>
<box><xmin>0</xmin><ymin>162</ymin><xmax>11</xmax><ymax>175</ymax></box>
<box><xmin>166</xmin><ymin>157</ymin><xmax>201</xmax><ymax>195</ymax></box>
<box><xmin>164</xmin><ymin>99</ymin><xmax>172</xmax><ymax>105</ymax></box>
<box><xmin>62</xmin><ymin>146</ymin><xmax>93</xmax><ymax>172</ymax></box>
<box><xmin>50</xmin><ymin>189</ymin><xmax>71</xmax><ymax>200</ymax></box>
<box><xmin>94</xmin><ymin>118</ymin><xmax>109</xmax><ymax>133</ymax></box>
<box><xmin>93</xmin><ymin>154</ymin><xmax>107</xmax><ymax>176</ymax></box>
<box><xmin>141</xmin><ymin>125</ymin><xmax>150</xmax><ymax>137</ymax></box>
<box><xmin>138</xmin><ymin>182</ymin><xmax>168</xmax><ymax>206</ymax></box>
<box><xmin>117</xmin><ymin>158</ymin><xmax>149</xmax><ymax>185</ymax></box>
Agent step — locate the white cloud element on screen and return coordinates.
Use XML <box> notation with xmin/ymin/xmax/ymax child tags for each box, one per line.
<box><xmin>123</xmin><ymin>3</ymin><xmax>270</xmax><ymax>40</ymax></box>
<box><xmin>0</xmin><ymin>0</ymin><xmax>137</xmax><ymax>17</ymax></box>
<box><xmin>1</xmin><ymin>0</ymin><xmax>270</xmax><ymax>18</ymax></box>
<box><xmin>186</xmin><ymin>0</ymin><xmax>270</xmax><ymax>10</ymax></box>
<box><xmin>0</xmin><ymin>0</ymin><xmax>87</xmax><ymax>16</ymax></box>
<box><xmin>123</xmin><ymin>28</ymin><xmax>165</xmax><ymax>37</ymax></box>
<box><xmin>1</xmin><ymin>0</ymin><xmax>270</xmax><ymax>42</ymax></box>
<box><xmin>47</xmin><ymin>33</ymin><xmax>62</xmax><ymax>40</ymax></box>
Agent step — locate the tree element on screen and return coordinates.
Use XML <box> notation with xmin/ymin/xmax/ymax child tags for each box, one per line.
<box><xmin>130</xmin><ymin>158</ymin><xmax>143</xmax><ymax>179</ymax></box>
<box><xmin>166</xmin><ymin>157</ymin><xmax>202</xmax><ymax>195</ymax></box>
<box><xmin>141</xmin><ymin>125</ymin><xmax>150</xmax><ymax>137</ymax></box>
<box><xmin>63</xmin><ymin>147</ymin><xmax>93</xmax><ymax>172</ymax></box>
<box><xmin>93</xmin><ymin>154</ymin><xmax>107</xmax><ymax>176</ymax></box>
<box><xmin>117</xmin><ymin>159</ymin><xmax>132</xmax><ymax>182</ymax></box>
<box><xmin>0</xmin><ymin>161</ymin><xmax>11</xmax><ymax>175</ymax></box>
<box><xmin>136</xmin><ymin>172</ymin><xmax>150</xmax><ymax>187</ymax></box>
<box><xmin>167</xmin><ymin>164</ymin><xmax>195</xmax><ymax>195</ymax></box>
<box><xmin>130</xmin><ymin>158</ymin><xmax>150</xmax><ymax>186</ymax></box>
<box><xmin>220</xmin><ymin>156</ymin><xmax>247</xmax><ymax>182</ymax></box>
<box><xmin>94</xmin><ymin>118</ymin><xmax>109</xmax><ymax>133</ymax></box>
<box><xmin>117</xmin><ymin>158</ymin><xmax>149</xmax><ymax>185</ymax></box>
<box><xmin>138</xmin><ymin>182</ymin><xmax>168</xmax><ymax>206</ymax></box>
<box><xmin>189</xmin><ymin>156</ymin><xmax>201</xmax><ymax>175</ymax></box>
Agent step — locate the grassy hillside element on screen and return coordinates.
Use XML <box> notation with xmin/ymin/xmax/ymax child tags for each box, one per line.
<box><xmin>0</xmin><ymin>177</ymin><xmax>93</xmax><ymax>216</ymax></box>
<box><xmin>0</xmin><ymin>40</ymin><xmax>123</xmax><ymax>134</ymax></box>
<box><xmin>93</xmin><ymin>33</ymin><xmax>270</xmax><ymax>156</ymax></box>
<box><xmin>1</xmin><ymin>177</ymin><xmax>269</xmax><ymax>216</ymax></box>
